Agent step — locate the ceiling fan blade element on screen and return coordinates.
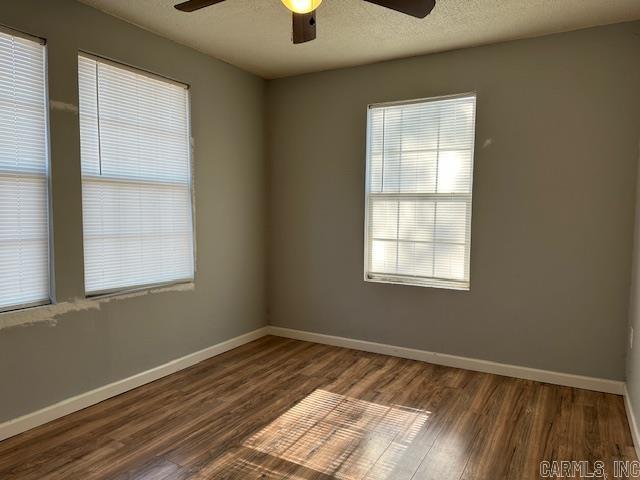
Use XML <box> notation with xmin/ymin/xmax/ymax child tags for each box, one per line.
<box><xmin>292</xmin><ymin>11</ymin><xmax>317</xmax><ymax>44</ymax></box>
<box><xmin>363</xmin><ymin>0</ymin><xmax>436</xmax><ymax>18</ymax></box>
<box><xmin>174</xmin><ymin>0</ymin><xmax>227</xmax><ymax>12</ymax></box>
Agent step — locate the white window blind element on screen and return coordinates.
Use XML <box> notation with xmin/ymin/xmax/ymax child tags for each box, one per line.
<box><xmin>78</xmin><ymin>54</ymin><xmax>194</xmax><ymax>295</ymax></box>
<box><xmin>364</xmin><ymin>94</ymin><xmax>476</xmax><ymax>290</ymax></box>
<box><xmin>0</xmin><ymin>29</ymin><xmax>50</xmax><ymax>311</ymax></box>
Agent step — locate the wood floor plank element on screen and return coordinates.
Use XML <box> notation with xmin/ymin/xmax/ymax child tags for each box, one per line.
<box><xmin>458</xmin><ymin>378</ymin><xmax>535</xmax><ymax>480</ymax></box>
<box><xmin>0</xmin><ymin>336</ymin><xmax>635</xmax><ymax>480</ymax></box>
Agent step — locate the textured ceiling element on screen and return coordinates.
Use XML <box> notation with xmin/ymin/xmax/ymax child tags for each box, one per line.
<box><xmin>77</xmin><ymin>0</ymin><xmax>640</xmax><ymax>78</ymax></box>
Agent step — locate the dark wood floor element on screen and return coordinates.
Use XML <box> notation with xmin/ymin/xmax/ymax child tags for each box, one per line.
<box><xmin>0</xmin><ymin>335</ymin><xmax>635</xmax><ymax>479</ymax></box>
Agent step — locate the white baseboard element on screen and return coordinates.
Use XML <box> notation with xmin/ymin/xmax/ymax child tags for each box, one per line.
<box><xmin>0</xmin><ymin>326</ymin><xmax>269</xmax><ymax>442</ymax></box>
<box><xmin>267</xmin><ymin>326</ymin><xmax>625</xmax><ymax>395</ymax></box>
<box><xmin>1</xmin><ymin>324</ymin><xmax>626</xmax><ymax>443</ymax></box>
<box><xmin>624</xmin><ymin>386</ymin><xmax>640</xmax><ymax>460</ymax></box>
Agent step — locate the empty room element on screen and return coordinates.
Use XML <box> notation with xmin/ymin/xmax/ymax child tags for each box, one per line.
<box><xmin>1</xmin><ymin>0</ymin><xmax>640</xmax><ymax>479</ymax></box>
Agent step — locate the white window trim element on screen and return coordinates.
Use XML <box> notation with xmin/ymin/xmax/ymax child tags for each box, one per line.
<box><xmin>78</xmin><ymin>51</ymin><xmax>189</xmax><ymax>89</ymax></box>
<box><xmin>0</xmin><ymin>24</ymin><xmax>45</xmax><ymax>45</ymax></box>
<box><xmin>78</xmin><ymin>52</ymin><xmax>197</xmax><ymax>298</ymax></box>
<box><xmin>0</xmin><ymin>26</ymin><xmax>54</xmax><ymax>313</ymax></box>
<box><xmin>363</xmin><ymin>92</ymin><xmax>477</xmax><ymax>291</ymax></box>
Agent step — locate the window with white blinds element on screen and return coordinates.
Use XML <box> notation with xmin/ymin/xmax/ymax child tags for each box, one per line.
<box><xmin>364</xmin><ymin>94</ymin><xmax>476</xmax><ymax>290</ymax></box>
<box><xmin>78</xmin><ymin>54</ymin><xmax>194</xmax><ymax>295</ymax></box>
<box><xmin>0</xmin><ymin>29</ymin><xmax>50</xmax><ymax>312</ymax></box>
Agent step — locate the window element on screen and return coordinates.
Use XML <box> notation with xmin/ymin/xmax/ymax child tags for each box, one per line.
<box><xmin>78</xmin><ymin>54</ymin><xmax>194</xmax><ymax>295</ymax></box>
<box><xmin>364</xmin><ymin>94</ymin><xmax>476</xmax><ymax>290</ymax></box>
<box><xmin>0</xmin><ymin>28</ymin><xmax>50</xmax><ymax>311</ymax></box>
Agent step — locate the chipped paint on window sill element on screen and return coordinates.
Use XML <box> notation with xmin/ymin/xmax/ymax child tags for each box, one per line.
<box><xmin>0</xmin><ymin>282</ymin><xmax>195</xmax><ymax>331</ymax></box>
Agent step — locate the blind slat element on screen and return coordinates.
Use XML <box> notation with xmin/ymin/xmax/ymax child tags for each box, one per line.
<box><xmin>0</xmin><ymin>30</ymin><xmax>50</xmax><ymax>311</ymax></box>
<box><xmin>78</xmin><ymin>55</ymin><xmax>194</xmax><ymax>295</ymax></box>
<box><xmin>365</xmin><ymin>95</ymin><xmax>476</xmax><ymax>290</ymax></box>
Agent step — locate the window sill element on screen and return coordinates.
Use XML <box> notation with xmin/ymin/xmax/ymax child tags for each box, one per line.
<box><xmin>365</xmin><ymin>274</ymin><xmax>469</xmax><ymax>291</ymax></box>
<box><xmin>0</xmin><ymin>299</ymin><xmax>51</xmax><ymax>315</ymax></box>
<box><xmin>85</xmin><ymin>279</ymin><xmax>195</xmax><ymax>301</ymax></box>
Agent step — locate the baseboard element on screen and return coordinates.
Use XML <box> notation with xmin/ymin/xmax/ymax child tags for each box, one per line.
<box><xmin>0</xmin><ymin>326</ymin><xmax>269</xmax><ymax>442</ymax></box>
<box><xmin>267</xmin><ymin>326</ymin><xmax>625</xmax><ymax>395</ymax></box>
<box><xmin>1</xmin><ymin>324</ymin><xmax>625</xmax><ymax>443</ymax></box>
<box><xmin>624</xmin><ymin>386</ymin><xmax>640</xmax><ymax>459</ymax></box>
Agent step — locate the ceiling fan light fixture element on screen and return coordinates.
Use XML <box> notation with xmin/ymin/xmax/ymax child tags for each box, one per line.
<box><xmin>281</xmin><ymin>0</ymin><xmax>322</xmax><ymax>14</ymax></box>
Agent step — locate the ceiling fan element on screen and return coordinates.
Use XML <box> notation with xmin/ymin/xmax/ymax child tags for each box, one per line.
<box><xmin>174</xmin><ymin>0</ymin><xmax>436</xmax><ymax>44</ymax></box>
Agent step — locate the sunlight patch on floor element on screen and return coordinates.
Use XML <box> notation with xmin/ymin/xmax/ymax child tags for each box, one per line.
<box><xmin>241</xmin><ymin>389</ymin><xmax>431</xmax><ymax>479</ymax></box>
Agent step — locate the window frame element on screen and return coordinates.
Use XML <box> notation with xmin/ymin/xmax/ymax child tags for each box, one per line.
<box><xmin>363</xmin><ymin>92</ymin><xmax>477</xmax><ymax>291</ymax></box>
<box><xmin>0</xmin><ymin>26</ymin><xmax>54</xmax><ymax>313</ymax></box>
<box><xmin>77</xmin><ymin>52</ymin><xmax>197</xmax><ymax>298</ymax></box>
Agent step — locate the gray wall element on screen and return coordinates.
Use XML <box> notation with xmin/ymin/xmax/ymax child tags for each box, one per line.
<box><xmin>0</xmin><ymin>0</ymin><xmax>267</xmax><ymax>422</ymax></box>
<box><xmin>626</xmin><ymin>147</ymin><xmax>640</xmax><ymax>428</ymax></box>
<box><xmin>267</xmin><ymin>21</ymin><xmax>640</xmax><ymax>380</ymax></box>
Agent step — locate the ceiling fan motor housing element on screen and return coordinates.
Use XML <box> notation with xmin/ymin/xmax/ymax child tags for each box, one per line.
<box><xmin>292</xmin><ymin>11</ymin><xmax>317</xmax><ymax>44</ymax></box>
